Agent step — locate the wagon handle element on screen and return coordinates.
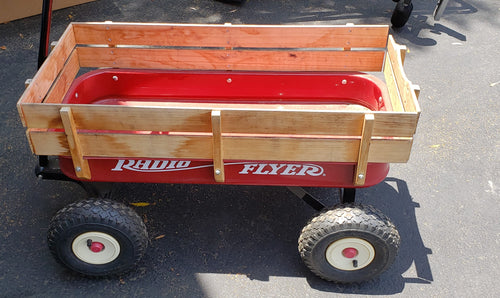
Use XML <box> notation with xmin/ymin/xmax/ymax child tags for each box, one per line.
<box><xmin>37</xmin><ymin>0</ymin><xmax>53</xmax><ymax>169</ymax></box>
<box><xmin>38</xmin><ymin>0</ymin><xmax>53</xmax><ymax>69</ymax></box>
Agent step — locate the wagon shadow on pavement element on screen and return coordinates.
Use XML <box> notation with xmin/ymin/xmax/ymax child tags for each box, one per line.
<box><xmin>99</xmin><ymin>176</ymin><xmax>433</xmax><ymax>295</ymax></box>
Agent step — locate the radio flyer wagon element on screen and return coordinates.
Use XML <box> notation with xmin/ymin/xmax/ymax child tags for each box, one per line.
<box><xmin>17</xmin><ymin>22</ymin><xmax>420</xmax><ymax>283</ymax></box>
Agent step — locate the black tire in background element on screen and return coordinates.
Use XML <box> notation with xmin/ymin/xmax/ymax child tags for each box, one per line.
<box><xmin>47</xmin><ymin>199</ymin><xmax>148</xmax><ymax>276</ymax></box>
<box><xmin>391</xmin><ymin>0</ymin><xmax>414</xmax><ymax>28</ymax></box>
<box><xmin>298</xmin><ymin>204</ymin><xmax>400</xmax><ymax>283</ymax></box>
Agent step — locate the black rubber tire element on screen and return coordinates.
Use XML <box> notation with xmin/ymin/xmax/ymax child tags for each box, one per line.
<box><xmin>298</xmin><ymin>204</ymin><xmax>400</xmax><ymax>283</ymax></box>
<box><xmin>391</xmin><ymin>1</ymin><xmax>413</xmax><ymax>28</ymax></box>
<box><xmin>47</xmin><ymin>199</ymin><xmax>148</xmax><ymax>276</ymax></box>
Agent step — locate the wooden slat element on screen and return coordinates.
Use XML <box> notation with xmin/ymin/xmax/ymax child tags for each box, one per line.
<box><xmin>383</xmin><ymin>52</ymin><xmax>404</xmax><ymax>112</ymax></box>
<box><xmin>386</xmin><ymin>36</ymin><xmax>420</xmax><ymax>113</ymax></box>
<box><xmin>60</xmin><ymin>107</ymin><xmax>91</xmax><ymax>179</ymax></box>
<box><xmin>22</xmin><ymin>104</ymin><xmax>212</xmax><ymax>132</ymax></box>
<box><xmin>73</xmin><ymin>23</ymin><xmax>389</xmax><ymax>49</ymax></box>
<box><xmin>77</xmin><ymin>47</ymin><xmax>385</xmax><ymax>72</ymax></box>
<box><xmin>17</xmin><ymin>24</ymin><xmax>76</xmax><ymax>125</ymax></box>
<box><xmin>221</xmin><ymin>110</ymin><xmax>419</xmax><ymax>137</ymax></box>
<box><xmin>372</xmin><ymin>112</ymin><xmax>419</xmax><ymax>136</ymax></box>
<box><xmin>28</xmin><ymin>130</ymin><xmax>413</xmax><ymax>163</ymax></box>
<box><xmin>231</xmin><ymin>25</ymin><xmax>389</xmax><ymax>49</ymax></box>
<box><xmin>28</xmin><ymin>131</ymin><xmax>213</xmax><ymax>159</ymax></box>
<box><xmin>25</xmin><ymin>129</ymin><xmax>37</xmax><ymax>154</ymax></box>
<box><xmin>73</xmin><ymin>23</ymin><xmax>228</xmax><ymax>47</ymax></box>
<box><xmin>368</xmin><ymin>137</ymin><xmax>413</xmax><ymax>162</ymax></box>
<box><xmin>27</xmin><ymin>129</ymin><xmax>69</xmax><ymax>155</ymax></box>
<box><xmin>21</xmin><ymin>103</ymin><xmax>419</xmax><ymax>137</ymax></box>
<box><xmin>44</xmin><ymin>49</ymin><xmax>80</xmax><ymax>103</ymax></box>
<box><xmin>354</xmin><ymin>114</ymin><xmax>375</xmax><ymax>186</ymax></box>
<box><xmin>223</xmin><ymin>136</ymin><xmax>412</xmax><ymax>163</ymax></box>
<box><xmin>211</xmin><ymin>110</ymin><xmax>225</xmax><ymax>183</ymax></box>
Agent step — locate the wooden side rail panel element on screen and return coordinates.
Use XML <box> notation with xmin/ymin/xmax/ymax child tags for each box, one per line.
<box><xmin>72</xmin><ymin>23</ymin><xmax>389</xmax><ymax>49</ymax></box>
<box><xmin>17</xmin><ymin>24</ymin><xmax>77</xmax><ymax>123</ymax></box>
<box><xmin>73</xmin><ymin>23</ymin><xmax>388</xmax><ymax>72</ymax></box>
<box><xmin>25</xmin><ymin>105</ymin><xmax>416</xmax><ymax>174</ymax></box>
<box><xmin>383</xmin><ymin>36</ymin><xmax>421</xmax><ymax>114</ymax></box>
<box><xmin>72</xmin><ymin>23</ymin><xmax>388</xmax><ymax>72</ymax></box>
<box><xmin>44</xmin><ymin>50</ymin><xmax>80</xmax><ymax>104</ymax></box>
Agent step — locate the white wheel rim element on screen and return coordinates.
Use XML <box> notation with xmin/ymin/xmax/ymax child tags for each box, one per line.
<box><xmin>72</xmin><ymin>232</ymin><xmax>121</xmax><ymax>265</ymax></box>
<box><xmin>325</xmin><ymin>237</ymin><xmax>375</xmax><ymax>271</ymax></box>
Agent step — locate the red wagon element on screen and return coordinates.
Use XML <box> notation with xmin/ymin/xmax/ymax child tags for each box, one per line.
<box><xmin>18</xmin><ymin>22</ymin><xmax>420</xmax><ymax>283</ymax></box>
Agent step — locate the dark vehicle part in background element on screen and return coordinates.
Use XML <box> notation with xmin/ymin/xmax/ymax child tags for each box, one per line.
<box><xmin>391</xmin><ymin>0</ymin><xmax>414</xmax><ymax>28</ymax></box>
<box><xmin>433</xmin><ymin>0</ymin><xmax>450</xmax><ymax>21</ymax></box>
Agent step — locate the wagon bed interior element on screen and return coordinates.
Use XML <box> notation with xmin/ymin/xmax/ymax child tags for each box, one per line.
<box><xmin>63</xmin><ymin>69</ymin><xmax>391</xmax><ymax>112</ymax></box>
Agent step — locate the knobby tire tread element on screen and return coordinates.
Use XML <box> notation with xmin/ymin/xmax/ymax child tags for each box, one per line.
<box><xmin>298</xmin><ymin>203</ymin><xmax>400</xmax><ymax>283</ymax></box>
<box><xmin>47</xmin><ymin>199</ymin><xmax>148</xmax><ymax>276</ymax></box>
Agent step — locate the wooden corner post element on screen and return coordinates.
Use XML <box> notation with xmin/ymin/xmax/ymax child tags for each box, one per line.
<box><xmin>211</xmin><ymin>110</ymin><xmax>225</xmax><ymax>183</ymax></box>
<box><xmin>60</xmin><ymin>107</ymin><xmax>91</xmax><ymax>179</ymax></box>
<box><xmin>354</xmin><ymin>113</ymin><xmax>375</xmax><ymax>186</ymax></box>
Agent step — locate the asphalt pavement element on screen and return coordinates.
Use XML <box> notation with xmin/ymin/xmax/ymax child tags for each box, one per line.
<box><xmin>0</xmin><ymin>0</ymin><xmax>499</xmax><ymax>297</ymax></box>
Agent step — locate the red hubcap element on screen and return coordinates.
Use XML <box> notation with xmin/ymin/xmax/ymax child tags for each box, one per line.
<box><xmin>90</xmin><ymin>241</ymin><xmax>105</xmax><ymax>253</ymax></box>
<box><xmin>342</xmin><ymin>247</ymin><xmax>358</xmax><ymax>258</ymax></box>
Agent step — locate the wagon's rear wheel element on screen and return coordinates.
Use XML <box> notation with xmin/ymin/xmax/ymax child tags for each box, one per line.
<box><xmin>298</xmin><ymin>204</ymin><xmax>400</xmax><ymax>283</ymax></box>
<box><xmin>48</xmin><ymin>199</ymin><xmax>148</xmax><ymax>276</ymax></box>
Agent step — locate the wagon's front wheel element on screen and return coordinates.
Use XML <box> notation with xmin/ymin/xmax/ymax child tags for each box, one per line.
<box><xmin>298</xmin><ymin>204</ymin><xmax>400</xmax><ymax>283</ymax></box>
<box><xmin>47</xmin><ymin>199</ymin><xmax>148</xmax><ymax>276</ymax></box>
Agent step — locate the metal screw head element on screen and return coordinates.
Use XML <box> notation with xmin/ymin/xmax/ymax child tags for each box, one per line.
<box><xmin>112</xmin><ymin>76</ymin><xmax>118</xmax><ymax>81</ymax></box>
<box><xmin>75</xmin><ymin>167</ymin><xmax>82</xmax><ymax>172</ymax></box>
<box><xmin>358</xmin><ymin>173</ymin><xmax>364</xmax><ymax>179</ymax></box>
<box><xmin>342</xmin><ymin>79</ymin><xmax>347</xmax><ymax>85</ymax></box>
<box><xmin>215</xmin><ymin>169</ymin><xmax>221</xmax><ymax>175</ymax></box>
<box><xmin>227</xmin><ymin>78</ymin><xmax>232</xmax><ymax>83</ymax></box>
<box><xmin>75</xmin><ymin>93</ymin><xmax>79</xmax><ymax>98</ymax></box>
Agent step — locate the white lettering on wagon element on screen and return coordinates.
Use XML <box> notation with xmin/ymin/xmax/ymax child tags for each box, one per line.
<box><xmin>111</xmin><ymin>160</ymin><xmax>325</xmax><ymax>177</ymax></box>
<box><xmin>112</xmin><ymin>160</ymin><xmax>191</xmax><ymax>172</ymax></box>
<box><xmin>238</xmin><ymin>163</ymin><xmax>324</xmax><ymax>176</ymax></box>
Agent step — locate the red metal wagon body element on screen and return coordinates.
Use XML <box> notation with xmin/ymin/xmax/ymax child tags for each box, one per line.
<box><xmin>58</xmin><ymin>68</ymin><xmax>393</xmax><ymax>188</ymax></box>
